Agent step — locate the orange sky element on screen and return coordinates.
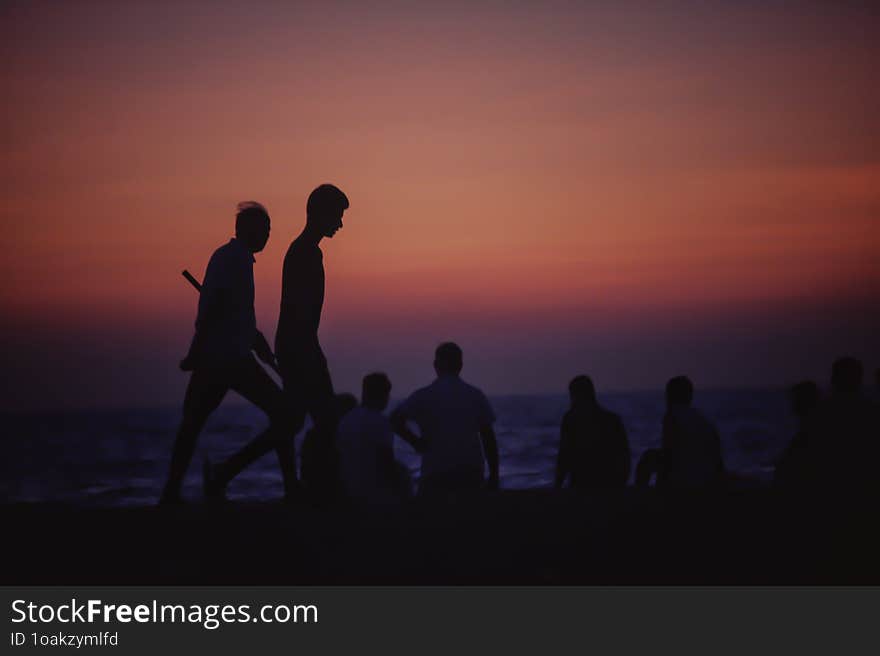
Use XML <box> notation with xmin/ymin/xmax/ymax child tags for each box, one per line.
<box><xmin>2</xmin><ymin>1</ymin><xmax>879</xmax><ymax>410</ymax></box>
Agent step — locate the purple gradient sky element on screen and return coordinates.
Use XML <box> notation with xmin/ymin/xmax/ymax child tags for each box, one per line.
<box><xmin>2</xmin><ymin>1</ymin><xmax>879</xmax><ymax>410</ymax></box>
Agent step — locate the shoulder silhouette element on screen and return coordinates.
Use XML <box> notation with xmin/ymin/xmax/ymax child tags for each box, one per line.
<box><xmin>555</xmin><ymin>375</ymin><xmax>631</xmax><ymax>490</ymax></box>
<box><xmin>391</xmin><ymin>342</ymin><xmax>499</xmax><ymax>496</ymax></box>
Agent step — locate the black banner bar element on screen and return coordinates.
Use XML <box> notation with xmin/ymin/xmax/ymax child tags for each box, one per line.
<box><xmin>2</xmin><ymin>587</ymin><xmax>878</xmax><ymax>654</ymax></box>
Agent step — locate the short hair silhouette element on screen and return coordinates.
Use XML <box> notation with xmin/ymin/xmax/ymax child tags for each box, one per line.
<box><xmin>362</xmin><ymin>372</ymin><xmax>392</xmax><ymax>407</ymax></box>
<box><xmin>334</xmin><ymin>392</ymin><xmax>358</xmax><ymax>419</ymax></box>
<box><xmin>434</xmin><ymin>342</ymin><xmax>463</xmax><ymax>375</ymax></box>
<box><xmin>569</xmin><ymin>375</ymin><xmax>597</xmax><ymax>405</ymax></box>
<box><xmin>235</xmin><ymin>201</ymin><xmax>270</xmax><ymax>232</ymax></box>
<box><xmin>307</xmin><ymin>184</ymin><xmax>349</xmax><ymax>220</ymax></box>
<box><xmin>831</xmin><ymin>357</ymin><xmax>863</xmax><ymax>396</ymax></box>
<box><xmin>790</xmin><ymin>380</ymin><xmax>820</xmax><ymax>418</ymax></box>
<box><xmin>666</xmin><ymin>376</ymin><xmax>694</xmax><ymax>406</ymax></box>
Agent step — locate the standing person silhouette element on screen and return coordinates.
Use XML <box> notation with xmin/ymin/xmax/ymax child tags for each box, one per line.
<box><xmin>206</xmin><ymin>185</ymin><xmax>349</xmax><ymax>499</ymax></box>
<box><xmin>160</xmin><ymin>202</ymin><xmax>295</xmax><ymax>505</ymax></box>
<box><xmin>391</xmin><ymin>342</ymin><xmax>499</xmax><ymax>496</ymax></box>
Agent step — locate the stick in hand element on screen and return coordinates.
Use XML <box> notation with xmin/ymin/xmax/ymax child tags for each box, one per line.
<box><xmin>181</xmin><ymin>269</ymin><xmax>281</xmax><ymax>377</ymax></box>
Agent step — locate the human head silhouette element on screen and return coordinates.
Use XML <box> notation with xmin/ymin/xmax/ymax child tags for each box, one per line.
<box><xmin>333</xmin><ymin>393</ymin><xmax>358</xmax><ymax>421</ymax></box>
<box><xmin>830</xmin><ymin>357</ymin><xmax>863</xmax><ymax>398</ymax></box>
<box><xmin>306</xmin><ymin>184</ymin><xmax>349</xmax><ymax>238</ymax></box>
<box><xmin>665</xmin><ymin>375</ymin><xmax>694</xmax><ymax>408</ymax></box>
<box><xmin>235</xmin><ymin>201</ymin><xmax>270</xmax><ymax>253</ymax></box>
<box><xmin>790</xmin><ymin>380</ymin><xmax>820</xmax><ymax>419</ymax></box>
<box><xmin>434</xmin><ymin>342</ymin><xmax>463</xmax><ymax>377</ymax></box>
<box><xmin>569</xmin><ymin>375</ymin><xmax>597</xmax><ymax>408</ymax></box>
<box><xmin>362</xmin><ymin>372</ymin><xmax>392</xmax><ymax>411</ymax></box>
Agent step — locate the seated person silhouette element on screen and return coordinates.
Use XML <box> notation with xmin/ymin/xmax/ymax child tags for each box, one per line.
<box><xmin>804</xmin><ymin>357</ymin><xmax>878</xmax><ymax>494</ymax></box>
<box><xmin>300</xmin><ymin>393</ymin><xmax>357</xmax><ymax>503</ymax></box>
<box><xmin>773</xmin><ymin>381</ymin><xmax>820</xmax><ymax>489</ymax></box>
<box><xmin>160</xmin><ymin>202</ymin><xmax>295</xmax><ymax>505</ymax></box>
<box><xmin>555</xmin><ymin>375</ymin><xmax>630</xmax><ymax>489</ymax></box>
<box><xmin>635</xmin><ymin>376</ymin><xmax>724</xmax><ymax>489</ymax></box>
<box><xmin>336</xmin><ymin>373</ymin><xmax>413</xmax><ymax>506</ymax></box>
<box><xmin>391</xmin><ymin>342</ymin><xmax>499</xmax><ymax>496</ymax></box>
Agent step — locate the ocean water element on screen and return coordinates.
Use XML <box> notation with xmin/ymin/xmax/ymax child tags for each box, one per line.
<box><xmin>0</xmin><ymin>389</ymin><xmax>796</xmax><ymax>507</ymax></box>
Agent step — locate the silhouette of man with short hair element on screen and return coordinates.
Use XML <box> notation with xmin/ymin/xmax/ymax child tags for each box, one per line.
<box><xmin>660</xmin><ymin>376</ymin><xmax>724</xmax><ymax>488</ymax></box>
<box><xmin>391</xmin><ymin>342</ymin><xmax>499</xmax><ymax>495</ymax></box>
<box><xmin>555</xmin><ymin>375</ymin><xmax>631</xmax><ymax>489</ymax></box>
<box><xmin>337</xmin><ymin>373</ymin><xmax>413</xmax><ymax>505</ymax></box>
<box><xmin>206</xmin><ymin>185</ymin><xmax>349</xmax><ymax>498</ymax></box>
<box><xmin>773</xmin><ymin>380</ymin><xmax>821</xmax><ymax>489</ymax></box>
<box><xmin>160</xmin><ymin>202</ymin><xmax>295</xmax><ymax>505</ymax></box>
<box><xmin>805</xmin><ymin>357</ymin><xmax>878</xmax><ymax>493</ymax></box>
<box><xmin>635</xmin><ymin>376</ymin><xmax>724</xmax><ymax>489</ymax></box>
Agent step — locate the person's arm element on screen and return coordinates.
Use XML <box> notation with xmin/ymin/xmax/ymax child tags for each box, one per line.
<box><xmin>713</xmin><ymin>427</ymin><xmax>725</xmax><ymax>476</ymax></box>
<box><xmin>390</xmin><ymin>406</ymin><xmax>428</xmax><ymax>454</ymax></box>
<box><xmin>474</xmin><ymin>392</ymin><xmax>499</xmax><ymax>489</ymax></box>
<box><xmin>616</xmin><ymin>416</ymin><xmax>632</xmax><ymax>486</ymax></box>
<box><xmin>555</xmin><ymin>415</ymin><xmax>571</xmax><ymax>488</ymax></box>
<box><xmin>251</xmin><ymin>330</ymin><xmax>277</xmax><ymax>370</ymax></box>
<box><xmin>656</xmin><ymin>413</ymin><xmax>675</xmax><ymax>486</ymax></box>
<box><xmin>661</xmin><ymin>413</ymin><xmax>674</xmax><ymax>451</ymax></box>
<box><xmin>480</xmin><ymin>424</ymin><xmax>499</xmax><ymax>490</ymax></box>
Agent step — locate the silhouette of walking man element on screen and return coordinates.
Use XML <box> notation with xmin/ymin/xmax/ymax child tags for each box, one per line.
<box><xmin>206</xmin><ymin>184</ymin><xmax>349</xmax><ymax>498</ymax></box>
<box><xmin>160</xmin><ymin>202</ymin><xmax>295</xmax><ymax>505</ymax></box>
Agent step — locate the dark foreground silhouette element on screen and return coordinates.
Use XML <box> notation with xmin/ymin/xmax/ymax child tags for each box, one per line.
<box><xmin>161</xmin><ymin>202</ymin><xmax>295</xmax><ymax>505</ymax></box>
<box><xmin>207</xmin><ymin>185</ymin><xmax>350</xmax><ymax>499</ymax></box>
<box><xmin>6</xmin><ymin>356</ymin><xmax>879</xmax><ymax>584</ymax></box>
<box><xmin>555</xmin><ymin>375</ymin><xmax>630</xmax><ymax>489</ymax></box>
<box><xmin>635</xmin><ymin>375</ymin><xmax>725</xmax><ymax>489</ymax></box>
<box><xmin>4</xmin><ymin>487</ymin><xmax>879</xmax><ymax>584</ymax></box>
<box><xmin>773</xmin><ymin>357</ymin><xmax>880</xmax><ymax>494</ymax></box>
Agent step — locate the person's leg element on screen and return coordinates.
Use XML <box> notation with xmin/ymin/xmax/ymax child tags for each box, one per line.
<box><xmin>210</xmin><ymin>358</ymin><xmax>305</xmax><ymax>496</ymax></box>
<box><xmin>299</xmin><ymin>361</ymin><xmax>339</xmax><ymax>500</ymax></box>
<box><xmin>287</xmin><ymin>354</ymin><xmax>336</xmax><ymax>435</ymax></box>
<box><xmin>634</xmin><ymin>448</ymin><xmax>663</xmax><ymax>488</ymax></box>
<box><xmin>161</xmin><ymin>369</ymin><xmax>228</xmax><ymax>503</ymax></box>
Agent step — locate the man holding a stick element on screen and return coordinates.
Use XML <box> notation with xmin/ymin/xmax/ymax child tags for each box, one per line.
<box><xmin>205</xmin><ymin>184</ymin><xmax>349</xmax><ymax>500</ymax></box>
<box><xmin>160</xmin><ymin>201</ymin><xmax>296</xmax><ymax>505</ymax></box>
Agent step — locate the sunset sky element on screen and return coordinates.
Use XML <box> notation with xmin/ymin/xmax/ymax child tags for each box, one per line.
<box><xmin>3</xmin><ymin>1</ymin><xmax>879</xmax><ymax>411</ymax></box>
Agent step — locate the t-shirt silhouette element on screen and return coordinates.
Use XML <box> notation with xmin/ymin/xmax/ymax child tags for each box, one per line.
<box><xmin>190</xmin><ymin>237</ymin><xmax>256</xmax><ymax>366</ymax></box>
<box><xmin>394</xmin><ymin>375</ymin><xmax>495</xmax><ymax>480</ymax></box>
<box><xmin>276</xmin><ymin>236</ymin><xmax>325</xmax><ymax>366</ymax></box>
<box><xmin>662</xmin><ymin>405</ymin><xmax>723</xmax><ymax>488</ymax></box>
<box><xmin>336</xmin><ymin>406</ymin><xmax>398</xmax><ymax>504</ymax></box>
